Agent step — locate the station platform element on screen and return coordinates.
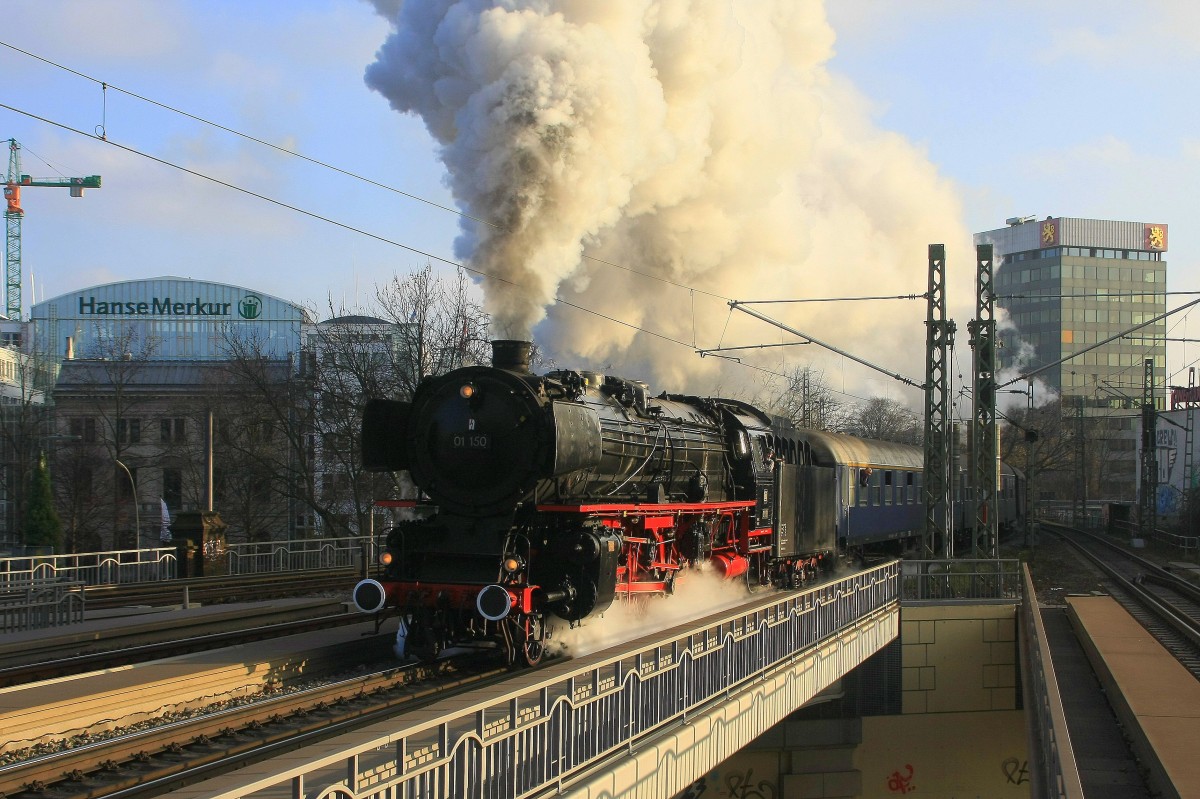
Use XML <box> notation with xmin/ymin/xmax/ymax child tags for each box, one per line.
<box><xmin>1060</xmin><ymin>595</ymin><xmax>1200</xmax><ymax>799</ymax></box>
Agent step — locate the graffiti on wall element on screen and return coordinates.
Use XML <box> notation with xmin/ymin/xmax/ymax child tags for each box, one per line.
<box><xmin>886</xmin><ymin>763</ymin><xmax>916</xmax><ymax>794</ymax></box>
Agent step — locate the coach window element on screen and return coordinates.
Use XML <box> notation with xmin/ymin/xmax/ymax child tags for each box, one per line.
<box><xmin>883</xmin><ymin>471</ymin><xmax>893</xmax><ymax>505</ymax></box>
<box><xmin>906</xmin><ymin>472</ymin><xmax>915</xmax><ymax>503</ymax></box>
<box><xmin>858</xmin><ymin>468</ymin><xmax>871</xmax><ymax>506</ymax></box>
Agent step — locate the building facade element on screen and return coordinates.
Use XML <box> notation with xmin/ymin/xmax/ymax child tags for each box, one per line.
<box><xmin>975</xmin><ymin>216</ymin><xmax>1169</xmax><ymax>503</ymax></box>
<box><xmin>0</xmin><ymin>316</ymin><xmax>54</xmax><ymax>546</ymax></box>
<box><xmin>9</xmin><ymin>278</ymin><xmax>314</xmax><ymax>551</ymax></box>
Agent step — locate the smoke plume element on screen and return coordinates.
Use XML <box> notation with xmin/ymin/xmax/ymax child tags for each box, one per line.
<box><xmin>366</xmin><ymin>1</ymin><xmax>971</xmax><ymax>398</ymax></box>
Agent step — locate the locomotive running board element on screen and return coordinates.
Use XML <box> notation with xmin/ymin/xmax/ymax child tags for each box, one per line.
<box><xmin>535</xmin><ymin>500</ymin><xmax>756</xmax><ymax>513</ymax></box>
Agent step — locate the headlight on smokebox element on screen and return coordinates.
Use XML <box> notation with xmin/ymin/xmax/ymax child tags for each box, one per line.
<box><xmin>502</xmin><ymin>555</ymin><xmax>525</xmax><ymax>575</ymax></box>
<box><xmin>379</xmin><ymin>551</ymin><xmax>395</xmax><ymax>566</ymax></box>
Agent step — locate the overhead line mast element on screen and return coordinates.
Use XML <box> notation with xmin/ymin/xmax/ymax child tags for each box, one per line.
<box><xmin>4</xmin><ymin>138</ymin><xmax>101</xmax><ymax>320</ymax></box>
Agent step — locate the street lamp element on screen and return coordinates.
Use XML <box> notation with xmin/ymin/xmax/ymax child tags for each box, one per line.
<box><xmin>115</xmin><ymin>459</ymin><xmax>139</xmax><ymax>549</ymax></box>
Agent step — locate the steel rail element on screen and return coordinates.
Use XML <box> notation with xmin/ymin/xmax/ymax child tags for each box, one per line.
<box><xmin>1043</xmin><ymin>524</ymin><xmax>1200</xmax><ymax>664</ymax></box>
<box><xmin>0</xmin><ymin>655</ymin><xmax>512</xmax><ymax>799</ymax></box>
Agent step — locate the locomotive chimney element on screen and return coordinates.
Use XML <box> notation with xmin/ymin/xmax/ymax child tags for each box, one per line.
<box><xmin>491</xmin><ymin>339</ymin><xmax>532</xmax><ymax>372</ymax></box>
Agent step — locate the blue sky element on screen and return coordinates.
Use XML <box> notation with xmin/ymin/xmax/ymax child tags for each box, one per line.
<box><xmin>3</xmin><ymin>1</ymin><xmax>1198</xmax><ymax>404</ymax></box>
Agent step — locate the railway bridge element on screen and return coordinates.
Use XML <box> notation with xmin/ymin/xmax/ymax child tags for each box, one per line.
<box><xmin>163</xmin><ymin>561</ymin><xmax>902</xmax><ymax>799</ymax></box>
<box><xmin>154</xmin><ymin>548</ymin><xmax>1200</xmax><ymax>799</ymax></box>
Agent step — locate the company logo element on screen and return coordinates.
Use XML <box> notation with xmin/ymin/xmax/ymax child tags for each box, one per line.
<box><xmin>78</xmin><ymin>296</ymin><xmax>233</xmax><ymax>317</ymax></box>
<box><xmin>1040</xmin><ymin>219</ymin><xmax>1058</xmax><ymax>245</ymax></box>
<box><xmin>1145</xmin><ymin>223</ymin><xmax>1168</xmax><ymax>251</ymax></box>
<box><xmin>238</xmin><ymin>295</ymin><xmax>263</xmax><ymax>320</ymax></box>
<box><xmin>74</xmin><ymin>293</ymin><xmax>269</xmax><ymax>319</ymax></box>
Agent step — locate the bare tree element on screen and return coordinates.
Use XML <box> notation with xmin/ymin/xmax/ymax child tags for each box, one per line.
<box><xmin>209</xmin><ymin>265</ymin><xmax>493</xmax><ymax>540</ymax></box>
<box><xmin>769</xmin><ymin>364</ymin><xmax>849</xmax><ymax>431</ymax></box>
<box><xmin>0</xmin><ymin>346</ymin><xmax>53</xmax><ymax>548</ymax></box>
<box><xmin>371</xmin><ymin>264</ymin><xmax>490</xmax><ymax>394</ymax></box>
<box><xmin>844</xmin><ymin>397</ymin><xmax>923</xmax><ymax>444</ymax></box>
<box><xmin>51</xmin><ymin>324</ymin><xmax>161</xmax><ymax>549</ymax></box>
<box><xmin>1000</xmin><ymin>399</ymin><xmax>1101</xmax><ymax>510</ymax></box>
<box><xmin>49</xmin><ymin>437</ymin><xmax>108</xmax><ymax>552</ymax></box>
<box><xmin>211</xmin><ymin>330</ymin><xmax>313</xmax><ymax>541</ymax></box>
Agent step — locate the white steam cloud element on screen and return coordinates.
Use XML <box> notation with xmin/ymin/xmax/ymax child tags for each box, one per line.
<box><xmin>996</xmin><ymin>312</ymin><xmax>1060</xmax><ymax>412</ymax></box>
<box><xmin>366</xmin><ymin>1</ymin><xmax>972</xmax><ymax>397</ymax></box>
<box><xmin>545</xmin><ymin>562</ymin><xmax>751</xmax><ymax>658</ymax></box>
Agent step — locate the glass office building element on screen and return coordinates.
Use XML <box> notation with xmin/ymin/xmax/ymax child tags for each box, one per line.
<box><xmin>975</xmin><ymin>217</ymin><xmax>1167</xmax><ymax>407</ymax></box>
<box><xmin>975</xmin><ymin>216</ymin><xmax>1168</xmax><ymax>503</ymax></box>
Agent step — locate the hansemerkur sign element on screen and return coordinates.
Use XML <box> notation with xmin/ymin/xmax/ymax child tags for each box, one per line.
<box><xmin>77</xmin><ymin>295</ymin><xmax>263</xmax><ymax>319</ymax></box>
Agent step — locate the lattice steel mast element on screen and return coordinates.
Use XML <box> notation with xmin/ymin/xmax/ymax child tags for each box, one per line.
<box><xmin>923</xmin><ymin>244</ymin><xmax>955</xmax><ymax>557</ymax></box>
<box><xmin>967</xmin><ymin>244</ymin><xmax>997</xmax><ymax>557</ymax></box>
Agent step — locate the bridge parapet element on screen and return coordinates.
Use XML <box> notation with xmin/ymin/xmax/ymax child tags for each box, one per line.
<box><xmin>164</xmin><ymin>561</ymin><xmax>901</xmax><ymax>799</ymax></box>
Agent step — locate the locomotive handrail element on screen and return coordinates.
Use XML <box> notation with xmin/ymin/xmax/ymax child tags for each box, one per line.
<box><xmin>176</xmin><ymin>561</ymin><xmax>900</xmax><ymax>799</ymax></box>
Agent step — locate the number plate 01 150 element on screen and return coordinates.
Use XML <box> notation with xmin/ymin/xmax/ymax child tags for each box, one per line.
<box><xmin>452</xmin><ymin>433</ymin><xmax>491</xmax><ymax>450</ymax></box>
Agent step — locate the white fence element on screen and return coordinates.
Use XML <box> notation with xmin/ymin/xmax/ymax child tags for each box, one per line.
<box><xmin>0</xmin><ymin>547</ymin><xmax>177</xmax><ymax>588</ymax></box>
<box><xmin>226</xmin><ymin>536</ymin><xmax>379</xmax><ymax>575</ymax></box>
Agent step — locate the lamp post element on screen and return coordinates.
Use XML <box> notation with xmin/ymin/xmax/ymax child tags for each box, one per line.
<box><xmin>115</xmin><ymin>458</ymin><xmax>139</xmax><ymax>549</ymax></box>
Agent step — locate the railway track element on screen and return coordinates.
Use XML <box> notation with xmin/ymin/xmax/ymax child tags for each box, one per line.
<box><xmin>0</xmin><ymin>607</ymin><xmax>366</xmax><ymax>686</ymax></box>
<box><xmin>0</xmin><ymin>653</ymin><xmax>518</xmax><ymax>799</ymax></box>
<box><xmin>1042</xmin><ymin>522</ymin><xmax>1200</xmax><ymax>677</ymax></box>
<box><xmin>81</xmin><ymin>568</ymin><xmax>359</xmax><ymax>610</ymax></box>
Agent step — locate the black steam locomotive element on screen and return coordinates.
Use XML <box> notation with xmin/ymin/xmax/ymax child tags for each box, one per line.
<box><xmin>353</xmin><ymin>340</ymin><xmax>1022</xmax><ymax>666</ymax></box>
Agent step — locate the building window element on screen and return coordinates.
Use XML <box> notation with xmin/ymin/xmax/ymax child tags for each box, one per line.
<box><xmin>162</xmin><ymin>468</ymin><xmax>182</xmax><ymax>508</ymax></box>
<box><xmin>161</xmin><ymin>418</ymin><xmax>186</xmax><ymax>443</ymax></box>
<box><xmin>69</xmin><ymin>417</ymin><xmax>97</xmax><ymax>443</ymax></box>
<box><xmin>117</xmin><ymin>418</ymin><xmax>142</xmax><ymax>444</ymax></box>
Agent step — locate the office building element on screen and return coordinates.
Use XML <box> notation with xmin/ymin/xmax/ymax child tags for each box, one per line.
<box><xmin>974</xmin><ymin>216</ymin><xmax>1168</xmax><ymax>503</ymax></box>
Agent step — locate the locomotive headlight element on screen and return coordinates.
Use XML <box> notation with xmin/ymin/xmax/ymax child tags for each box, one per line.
<box><xmin>379</xmin><ymin>551</ymin><xmax>394</xmax><ymax>566</ymax></box>
<box><xmin>502</xmin><ymin>554</ymin><xmax>525</xmax><ymax>575</ymax></box>
<box><xmin>459</xmin><ymin>383</ymin><xmax>477</xmax><ymax>399</ymax></box>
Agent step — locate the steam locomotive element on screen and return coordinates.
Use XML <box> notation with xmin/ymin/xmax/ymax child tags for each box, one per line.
<box><xmin>353</xmin><ymin>340</ymin><xmax>1023</xmax><ymax>666</ymax></box>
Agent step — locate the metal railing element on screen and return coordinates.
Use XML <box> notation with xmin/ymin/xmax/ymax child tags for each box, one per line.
<box><xmin>0</xmin><ymin>580</ymin><xmax>85</xmax><ymax>633</ymax></box>
<box><xmin>1018</xmin><ymin>564</ymin><xmax>1084</xmax><ymax>799</ymax></box>
<box><xmin>226</xmin><ymin>536</ymin><xmax>378</xmax><ymax>575</ymax></box>
<box><xmin>0</xmin><ymin>547</ymin><xmax>176</xmax><ymax>588</ymax></box>
<box><xmin>1111</xmin><ymin>519</ymin><xmax>1199</xmax><ymax>557</ymax></box>
<box><xmin>900</xmin><ymin>559</ymin><xmax>1023</xmax><ymax>602</ymax></box>
<box><xmin>193</xmin><ymin>561</ymin><xmax>901</xmax><ymax>799</ymax></box>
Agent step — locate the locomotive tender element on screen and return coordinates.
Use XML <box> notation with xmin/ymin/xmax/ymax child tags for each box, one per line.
<box><xmin>353</xmin><ymin>340</ymin><xmax>1022</xmax><ymax>666</ymax></box>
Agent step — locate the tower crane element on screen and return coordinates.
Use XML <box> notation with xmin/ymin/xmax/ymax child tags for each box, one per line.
<box><xmin>4</xmin><ymin>138</ymin><xmax>101</xmax><ymax>320</ymax></box>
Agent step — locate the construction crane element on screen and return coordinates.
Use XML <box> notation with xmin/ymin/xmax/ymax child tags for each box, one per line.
<box><xmin>4</xmin><ymin>138</ymin><xmax>101</xmax><ymax>320</ymax></box>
